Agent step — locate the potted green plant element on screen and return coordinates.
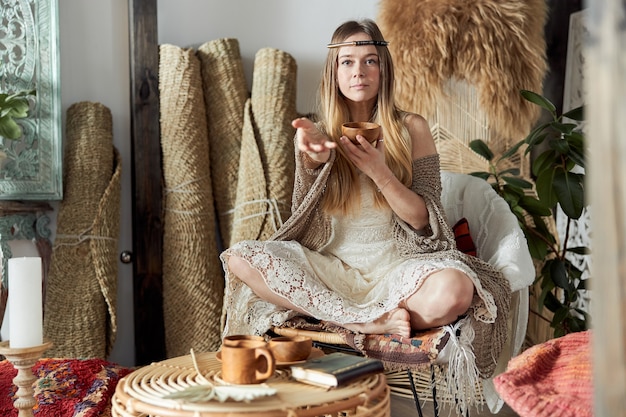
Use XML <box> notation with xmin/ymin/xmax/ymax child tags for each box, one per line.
<box><xmin>469</xmin><ymin>90</ymin><xmax>588</xmax><ymax>338</ymax></box>
<box><xmin>0</xmin><ymin>89</ymin><xmax>35</xmax><ymax>141</ymax></box>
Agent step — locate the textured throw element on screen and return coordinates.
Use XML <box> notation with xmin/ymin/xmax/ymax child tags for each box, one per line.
<box><xmin>494</xmin><ymin>330</ymin><xmax>593</xmax><ymax>417</ymax></box>
<box><xmin>0</xmin><ymin>358</ymin><xmax>131</xmax><ymax>417</ymax></box>
<box><xmin>277</xmin><ymin>316</ymin><xmax>448</xmax><ymax>369</ymax></box>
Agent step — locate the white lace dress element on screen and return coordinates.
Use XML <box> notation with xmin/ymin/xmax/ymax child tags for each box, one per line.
<box><xmin>220</xmin><ymin>176</ymin><xmax>477</xmax><ymax>336</ymax></box>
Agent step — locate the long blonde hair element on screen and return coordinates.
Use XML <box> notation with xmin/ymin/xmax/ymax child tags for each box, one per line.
<box><xmin>317</xmin><ymin>20</ymin><xmax>413</xmax><ymax>215</ymax></box>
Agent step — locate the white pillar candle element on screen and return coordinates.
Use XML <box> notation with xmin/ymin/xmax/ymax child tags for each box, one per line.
<box><xmin>8</xmin><ymin>257</ymin><xmax>43</xmax><ymax>348</ymax></box>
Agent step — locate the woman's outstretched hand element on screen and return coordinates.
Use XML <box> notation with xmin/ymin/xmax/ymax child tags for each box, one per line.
<box><xmin>292</xmin><ymin>117</ymin><xmax>336</xmax><ymax>164</ymax></box>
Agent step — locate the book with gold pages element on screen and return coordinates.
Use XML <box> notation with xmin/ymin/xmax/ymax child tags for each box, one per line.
<box><xmin>290</xmin><ymin>352</ymin><xmax>384</xmax><ymax>388</ymax></box>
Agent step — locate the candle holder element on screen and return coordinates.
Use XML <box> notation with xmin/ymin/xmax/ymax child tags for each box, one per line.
<box><xmin>0</xmin><ymin>339</ymin><xmax>52</xmax><ymax>417</ymax></box>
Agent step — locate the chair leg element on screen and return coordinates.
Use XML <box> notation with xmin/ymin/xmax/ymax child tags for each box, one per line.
<box><xmin>406</xmin><ymin>368</ymin><xmax>424</xmax><ymax>417</ymax></box>
<box><xmin>431</xmin><ymin>364</ymin><xmax>439</xmax><ymax>417</ymax></box>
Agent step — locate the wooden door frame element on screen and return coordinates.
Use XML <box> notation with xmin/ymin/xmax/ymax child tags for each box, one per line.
<box><xmin>128</xmin><ymin>0</ymin><xmax>165</xmax><ymax>365</ymax></box>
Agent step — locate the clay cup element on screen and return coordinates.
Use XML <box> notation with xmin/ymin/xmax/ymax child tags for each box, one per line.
<box><xmin>341</xmin><ymin>122</ymin><xmax>381</xmax><ymax>144</ymax></box>
<box><xmin>269</xmin><ymin>336</ymin><xmax>313</xmax><ymax>363</ymax></box>
<box><xmin>220</xmin><ymin>340</ymin><xmax>276</xmax><ymax>384</ymax></box>
<box><xmin>222</xmin><ymin>334</ymin><xmax>265</xmax><ymax>347</ymax></box>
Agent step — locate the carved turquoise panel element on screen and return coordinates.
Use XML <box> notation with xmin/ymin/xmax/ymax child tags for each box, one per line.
<box><xmin>0</xmin><ymin>0</ymin><xmax>62</xmax><ymax>200</ymax></box>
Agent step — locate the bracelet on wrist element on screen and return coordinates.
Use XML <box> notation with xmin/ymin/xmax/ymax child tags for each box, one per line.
<box><xmin>377</xmin><ymin>176</ymin><xmax>393</xmax><ymax>193</ymax></box>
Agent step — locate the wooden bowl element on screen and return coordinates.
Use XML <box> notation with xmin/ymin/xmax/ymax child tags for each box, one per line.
<box><xmin>269</xmin><ymin>336</ymin><xmax>313</xmax><ymax>363</ymax></box>
<box><xmin>341</xmin><ymin>122</ymin><xmax>381</xmax><ymax>144</ymax></box>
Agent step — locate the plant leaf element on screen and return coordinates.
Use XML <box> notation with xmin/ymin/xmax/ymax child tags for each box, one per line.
<box><xmin>551</xmin><ymin>307</ymin><xmax>570</xmax><ymax>326</ymax></box>
<box><xmin>521</xmin><ymin>90</ymin><xmax>557</xmax><ymax>114</ymax></box>
<box><xmin>532</xmin><ymin>149</ymin><xmax>557</xmax><ymax>177</ymax></box>
<box><xmin>550</xmin><ymin>259</ymin><xmax>569</xmax><ymax>289</ymax></box>
<box><xmin>525</xmin><ymin>130</ymin><xmax>549</xmax><ymax>150</ymax></box>
<box><xmin>499</xmin><ymin>167</ymin><xmax>521</xmax><ymax>176</ymax></box>
<box><xmin>543</xmin><ymin>288</ymin><xmax>562</xmax><ymax>313</ymax></box>
<box><xmin>568</xmin><ymin>146</ymin><xmax>586</xmax><ymax>169</ymax></box>
<box><xmin>524</xmin><ymin>228</ymin><xmax>548</xmax><ymax>260</ymax></box>
<box><xmin>519</xmin><ymin>195</ymin><xmax>552</xmax><ymax>216</ymax></box>
<box><xmin>0</xmin><ymin>116</ymin><xmax>22</xmax><ymax>139</ymax></box>
<box><xmin>535</xmin><ymin>168</ymin><xmax>559</xmax><ymax>207</ymax></box>
<box><xmin>502</xmin><ymin>176</ymin><xmax>533</xmax><ymax>189</ymax></box>
<box><xmin>469</xmin><ymin>139</ymin><xmax>494</xmax><ymax>161</ymax></box>
<box><xmin>563</xmin><ymin>105</ymin><xmax>584</xmax><ymax>121</ymax></box>
<box><xmin>549</xmin><ymin>138</ymin><xmax>571</xmax><ymax>155</ymax></box>
<box><xmin>550</xmin><ymin>122</ymin><xmax>578</xmax><ymax>135</ymax></box>
<box><xmin>568</xmin><ymin>246</ymin><xmax>591</xmax><ymax>255</ymax></box>
<box><xmin>553</xmin><ymin>169</ymin><xmax>585</xmax><ymax>219</ymax></box>
<box><xmin>531</xmin><ymin>215</ymin><xmax>554</xmax><ymax>241</ymax></box>
<box><xmin>469</xmin><ymin>171</ymin><xmax>491</xmax><ymax>181</ymax></box>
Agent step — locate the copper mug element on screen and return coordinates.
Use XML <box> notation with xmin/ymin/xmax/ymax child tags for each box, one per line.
<box><xmin>220</xmin><ymin>340</ymin><xmax>275</xmax><ymax>384</ymax></box>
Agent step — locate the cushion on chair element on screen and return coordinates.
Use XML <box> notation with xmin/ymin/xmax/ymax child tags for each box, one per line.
<box><xmin>275</xmin><ymin>316</ymin><xmax>450</xmax><ymax>370</ymax></box>
<box><xmin>0</xmin><ymin>358</ymin><xmax>132</xmax><ymax>417</ymax></box>
<box><xmin>452</xmin><ymin>217</ymin><xmax>477</xmax><ymax>257</ymax></box>
<box><xmin>440</xmin><ymin>171</ymin><xmax>534</xmax><ymax>293</ymax></box>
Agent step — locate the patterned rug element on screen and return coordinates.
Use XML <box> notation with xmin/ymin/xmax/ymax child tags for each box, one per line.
<box><xmin>0</xmin><ymin>358</ymin><xmax>132</xmax><ymax>417</ymax></box>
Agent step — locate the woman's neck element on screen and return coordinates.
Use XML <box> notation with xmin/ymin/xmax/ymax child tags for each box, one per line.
<box><xmin>347</xmin><ymin>99</ymin><xmax>375</xmax><ymax>122</ymax></box>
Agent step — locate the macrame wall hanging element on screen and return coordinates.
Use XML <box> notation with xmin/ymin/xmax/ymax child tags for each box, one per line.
<box><xmin>378</xmin><ymin>0</ymin><xmax>548</xmax><ymax>177</ymax></box>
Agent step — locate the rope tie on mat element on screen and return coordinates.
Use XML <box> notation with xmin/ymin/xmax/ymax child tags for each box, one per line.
<box><xmin>54</xmin><ymin>227</ymin><xmax>116</xmax><ymax>247</ymax></box>
<box><xmin>227</xmin><ymin>198</ymin><xmax>289</xmax><ymax>233</ymax></box>
<box><xmin>164</xmin><ymin>176</ymin><xmax>215</xmax><ymax>216</ymax></box>
<box><xmin>164</xmin><ymin>175</ymin><xmax>212</xmax><ymax>195</ymax></box>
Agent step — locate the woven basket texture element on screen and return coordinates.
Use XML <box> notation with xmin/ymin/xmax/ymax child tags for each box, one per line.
<box><xmin>197</xmin><ymin>38</ymin><xmax>249</xmax><ymax>249</ymax></box>
<box><xmin>43</xmin><ymin>101</ymin><xmax>121</xmax><ymax>358</ymax></box>
<box><xmin>111</xmin><ymin>351</ymin><xmax>390</xmax><ymax>417</ymax></box>
<box><xmin>159</xmin><ymin>44</ymin><xmax>224</xmax><ymax>357</ymax></box>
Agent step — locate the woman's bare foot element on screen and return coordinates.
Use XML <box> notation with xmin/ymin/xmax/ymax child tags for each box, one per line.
<box><xmin>339</xmin><ymin>308</ymin><xmax>412</xmax><ymax>338</ymax></box>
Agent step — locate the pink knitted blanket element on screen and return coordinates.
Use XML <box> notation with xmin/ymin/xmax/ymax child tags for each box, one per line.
<box><xmin>494</xmin><ymin>330</ymin><xmax>593</xmax><ymax>417</ymax></box>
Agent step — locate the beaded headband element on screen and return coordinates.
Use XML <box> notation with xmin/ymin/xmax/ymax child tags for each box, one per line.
<box><xmin>327</xmin><ymin>40</ymin><xmax>389</xmax><ymax>48</ymax></box>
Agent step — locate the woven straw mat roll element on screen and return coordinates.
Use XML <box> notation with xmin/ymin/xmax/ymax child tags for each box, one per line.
<box><xmin>43</xmin><ymin>101</ymin><xmax>121</xmax><ymax>359</ymax></box>
<box><xmin>230</xmin><ymin>99</ymin><xmax>267</xmax><ymax>244</ymax></box>
<box><xmin>159</xmin><ymin>44</ymin><xmax>224</xmax><ymax>357</ymax></box>
<box><xmin>197</xmin><ymin>38</ymin><xmax>249</xmax><ymax>249</ymax></box>
<box><xmin>230</xmin><ymin>48</ymin><xmax>297</xmax><ymax>244</ymax></box>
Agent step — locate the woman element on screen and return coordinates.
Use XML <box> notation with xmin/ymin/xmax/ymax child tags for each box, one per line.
<box><xmin>221</xmin><ymin>20</ymin><xmax>509</xmax><ymax>369</ymax></box>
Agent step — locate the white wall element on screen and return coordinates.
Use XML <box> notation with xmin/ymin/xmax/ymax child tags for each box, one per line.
<box><xmin>59</xmin><ymin>0</ymin><xmax>378</xmax><ymax>367</ymax></box>
<box><xmin>58</xmin><ymin>0</ymin><xmax>133</xmax><ymax>366</ymax></box>
<box><xmin>157</xmin><ymin>0</ymin><xmax>379</xmax><ymax>114</ymax></box>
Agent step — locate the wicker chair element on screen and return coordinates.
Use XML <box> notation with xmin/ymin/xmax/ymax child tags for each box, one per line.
<box><xmin>273</xmin><ymin>171</ymin><xmax>535</xmax><ymax>416</ymax></box>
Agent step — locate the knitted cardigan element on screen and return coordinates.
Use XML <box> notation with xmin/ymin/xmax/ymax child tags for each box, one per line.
<box><xmin>271</xmin><ymin>147</ymin><xmax>511</xmax><ymax>378</ymax></box>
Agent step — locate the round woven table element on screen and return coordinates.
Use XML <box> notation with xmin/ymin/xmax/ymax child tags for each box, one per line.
<box><xmin>111</xmin><ymin>351</ymin><xmax>390</xmax><ymax>417</ymax></box>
